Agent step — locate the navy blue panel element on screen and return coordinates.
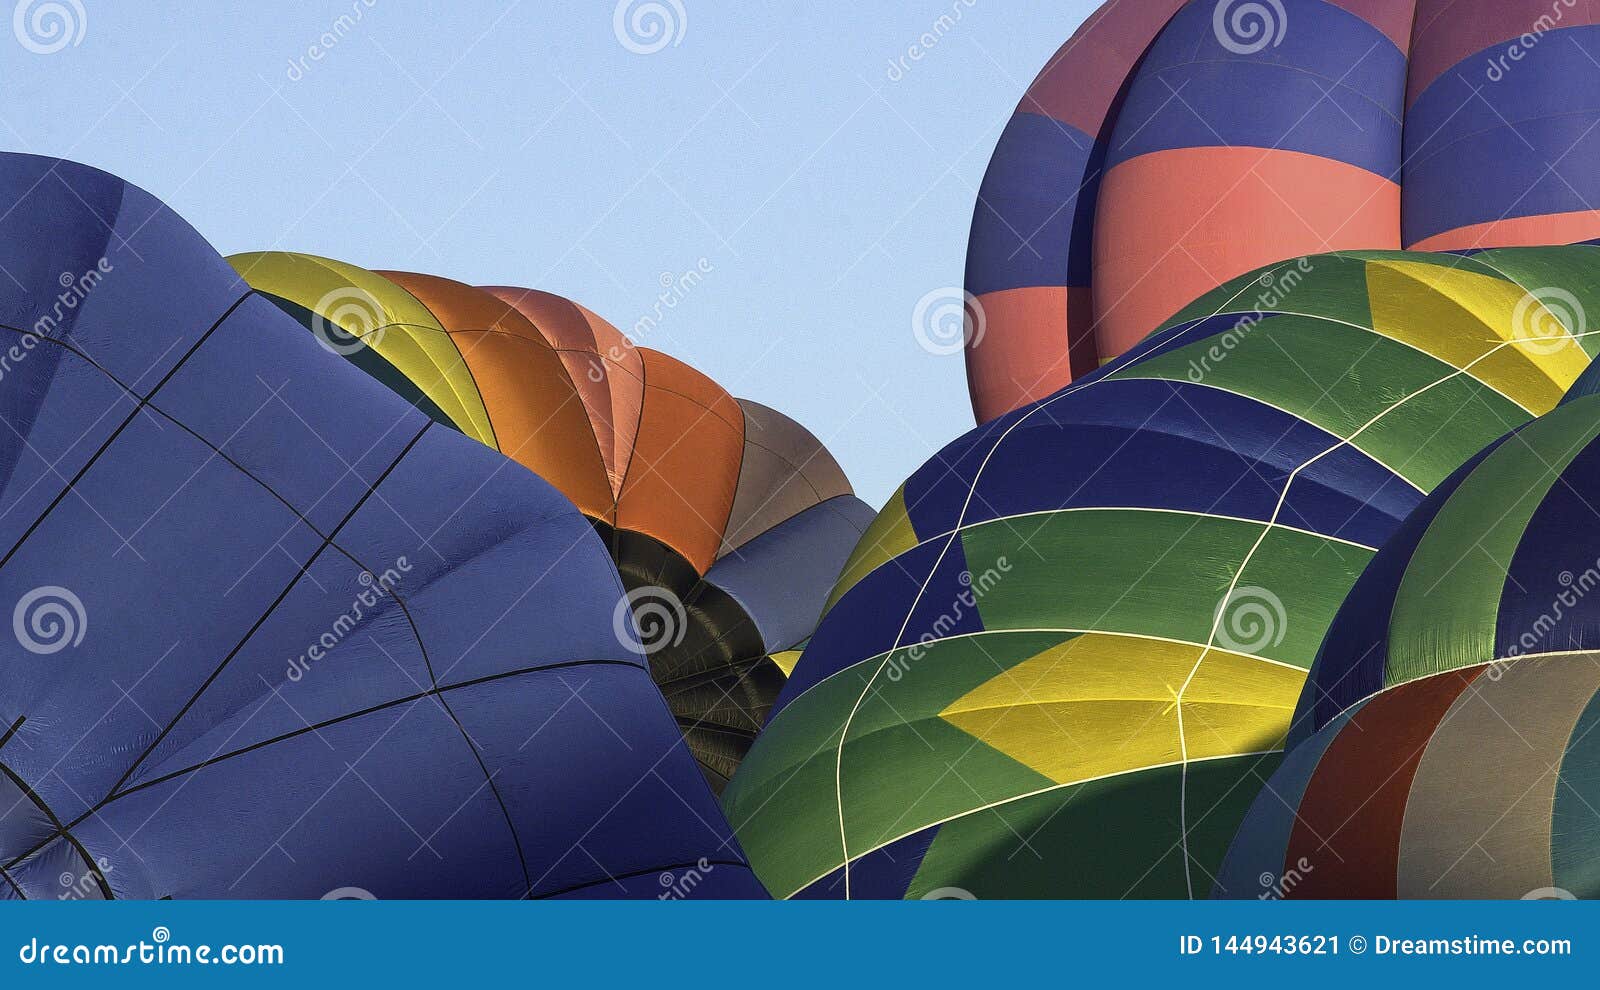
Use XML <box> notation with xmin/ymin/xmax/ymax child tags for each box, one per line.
<box><xmin>907</xmin><ymin>378</ymin><xmax>1412</xmax><ymax>549</ymax></box>
<box><xmin>126</xmin><ymin>548</ymin><xmax>432</xmax><ymax>789</ymax></box>
<box><xmin>0</xmin><ymin>338</ymin><xmax>138</xmax><ymax>555</ymax></box>
<box><xmin>0</xmin><ymin>412</ymin><xmax>323</xmax><ymax>822</ymax></box>
<box><xmin>337</xmin><ymin>426</ymin><xmax>640</xmax><ymax>685</ymax></box>
<box><xmin>1107</xmin><ymin>0</ymin><xmax>1405</xmax><ymax>175</ymax></box>
<box><xmin>154</xmin><ymin>294</ymin><xmax>427</xmax><ymax>535</ymax></box>
<box><xmin>1111</xmin><ymin>312</ymin><xmax>1269</xmax><ymax>371</ymax></box>
<box><xmin>0</xmin><ymin>769</ymin><xmax>100</xmax><ymax>900</ymax></box>
<box><xmin>1497</xmin><ymin>427</ymin><xmax>1600</xmax><ymax>659</ymax></box>
<box><xmin>902</xmin><ymin>404</ymin><xmax>1022</xmax><ymax>536</ymax></box>
<box><xmin>792</xmin><ymin>824</ymin><xmax>942</xmax><ymax>900</ymax></box>
<box><xmin>706</xmin><ymin>494</ymin><xmax>875</xmax><ymax>653</ymax></box>
<box><xmin>0</xmin><ymin>156</ymin><xmax>241</xmax><ymax>390</ymax></box>
<box><xmin>1292</xmin><ymin>432</ymin><xmax>1513</xmax><ymax>746</ymax></box>
<box><xmin>73</xmin><ymin>702</ymin><xmax>520</xmax><ymax>899</ymax></box>
<box><xmin>0</xmin><ymin>835</ymin><xmax>102</xmax><ymax>901</ymax></box>
<box><xmin>772</xmin><ymin>537</ymin><xmax>947</xmax><ymax>714</ymax></box>
<box><xmin>1404</xmin><ymin>26</ymin><xmax>1600</xmax><ymax>244</ymax></box>
<box><xmin>966</xmin><ymin>112</ymin><xmax>1100</xmax><ymax>295</ymax></box>
<box><xmin>447</xmin><ymin>665</ymin><xmax>752</xmax><ymax>898</ymax></box>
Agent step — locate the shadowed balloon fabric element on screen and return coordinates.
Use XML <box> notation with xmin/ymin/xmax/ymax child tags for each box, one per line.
<box><xmin>1218</xmin><ymin>391</ymin><xmax>1600</xmax><ymax>898</ymax></box>
<box><xmin>724</xmin><ymin>246</ymin><xmax>1600</xmax><ymax>899</ymax></box>
<box><xmin>225</xmin><ymin>252</ymin><xmax>873</xmax><ymax>792</ymax></box>
<box><xmin>0</xmin><ymin>153</ymin><xmax>765</xmax><ymax>899</ymax></box>
<box><xmin>966</xmin><ymin>0</ymin><xmax>1600</xmax><ymax>422</ymax></box>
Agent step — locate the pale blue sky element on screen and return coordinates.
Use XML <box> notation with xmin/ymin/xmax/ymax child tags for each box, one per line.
<box><xmin>2</xmin><ymin>0</ymin><xmax>1101</xmax><ymax>506</ymax></box>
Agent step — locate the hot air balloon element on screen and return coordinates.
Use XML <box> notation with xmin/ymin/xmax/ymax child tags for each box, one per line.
<box><xmin>1218</xmin><ymin>388</ymin><xmax>1600</xmax><ymax>899</ymax></box>
<box><xmin>226</xmin><ymin>252</ymin><xmax>874</xmax><ymax>791</ymax></box>
<box><xmin>966</xmin><ymin>0</ymin><xmax>1600</xmax><ymax>422</ymax></box>
<box><xmin>0</xmin><ymin>154</ymin><xmax>765</xmax><ymax>899</ymax></box>
<box><xmin>724</xmin><ymin>246</ymin><xmax>1597</xmax><ymax>898</ymax></box>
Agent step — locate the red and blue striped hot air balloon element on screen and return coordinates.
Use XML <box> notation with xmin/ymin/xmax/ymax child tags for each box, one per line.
<box><xmin>966</xmin><ymin>0</ymin><xmax>1600</xmax><ymax>422</ymax></box>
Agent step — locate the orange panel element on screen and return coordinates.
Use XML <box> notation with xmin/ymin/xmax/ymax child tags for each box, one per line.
<box><xmin>377</xmin><ymin>272</ymin><xmax>614</xmax><ymax>521</ymax></box>
<box><xmin>480</xmin><ymin>286</ymin><xmax>645</xmax><ymax>498</ymax></box>
<box><xmin>965</xmin><ymin>286</ymin><xmax>1092</xmax><ymax>423</ymax></box>
<box><xmin>1092</xmin><ymin>147</ymin><xmax>1402</xmax><ymax>361</ymax></box>
<box><xmin>618</xmin><ymin>349</ymin><xmax>745</xmax><ymax>574</ymax></box>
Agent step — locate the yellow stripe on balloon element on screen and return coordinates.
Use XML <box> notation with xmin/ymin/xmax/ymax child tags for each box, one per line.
<box><xmin>939</xmin><ymin>633</ymin><xmax>1302</xmax><ymax>785</ymax></box>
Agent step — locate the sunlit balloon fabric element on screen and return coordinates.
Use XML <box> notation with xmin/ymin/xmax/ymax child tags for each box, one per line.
<box><xmin>0</xmin><ymin>154</ymin><xmax>765</xmax><ymax>899</ymax></box>
<box><xmin>966</xmin><ymin>0</ymin><xmax>1600</xmax><ymax>422</ymax></box>
<box><xmin>227</xmin><ymin>252</ymin><xmax>873</xmax><ymax>791</ymax></box>
<box><xmin>1218</xmin><ymin>393</ymin><xmax>1600</xmax><ymax>898</ymax></box>
<box><xmin>724</xmin><ymin>247</ymin><xmax>1599</xmax><ymax>899</ymax></box>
